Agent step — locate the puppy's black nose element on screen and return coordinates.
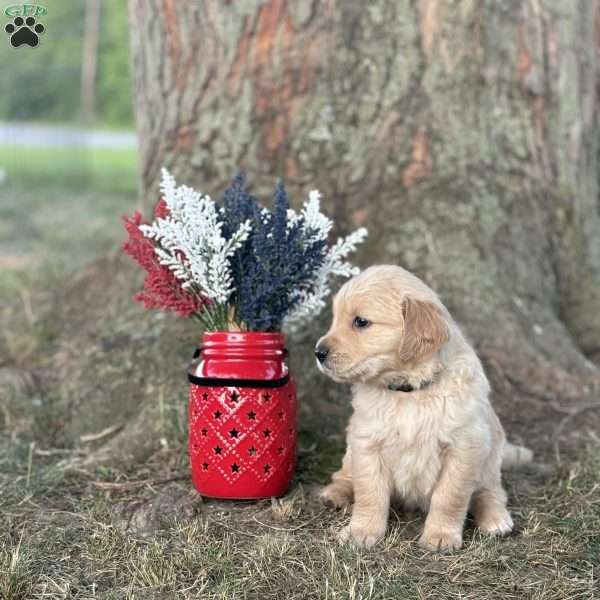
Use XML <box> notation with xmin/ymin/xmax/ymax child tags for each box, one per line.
<box><xmin>315</xmin><ymin>346</ymin><xmax>329</xmax><ymax>363</ymax></box>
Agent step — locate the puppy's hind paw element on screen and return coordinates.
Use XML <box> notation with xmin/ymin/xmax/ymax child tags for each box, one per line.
<box><xmin>419</xmin><ymin>528</ymin><xmax>463</xmax><ymax>553</ymax></box>
<box><xmin>318</xmin><ymin>484</ymin><xmax>353</xmax><ymax>509</ymax></box>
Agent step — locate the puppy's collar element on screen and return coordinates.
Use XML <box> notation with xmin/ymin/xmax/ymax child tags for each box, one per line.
<box><xmin>388</xmin><ymin>379</ymin><xmax>432</xmax><ymax>393</ymax></box>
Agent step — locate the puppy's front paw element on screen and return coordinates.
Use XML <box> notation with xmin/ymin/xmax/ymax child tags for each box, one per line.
<box><xmin>338</xmin><ymin>522</ymin><xmax>386</xmax><ymax>549</ymax></box>
<box><xmin>319</xmin><ymin>484</ymin><xmax>352</xmax><ymax>509</ymax></box>
<box><xmin>478</xmin><ymin>507</ymin><xmax>513</xmax><ymax>537</ymax></box>
<box><xmin>419</xmin><ymin>528</ymin><xmax>463</xmax><ymax>553</ymax></box>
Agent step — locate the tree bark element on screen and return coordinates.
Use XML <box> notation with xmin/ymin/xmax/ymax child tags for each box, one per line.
<box><xmin>120</xmin><ymin>0</ymin><xmax>600</xmax><ymax>460</ymax></box>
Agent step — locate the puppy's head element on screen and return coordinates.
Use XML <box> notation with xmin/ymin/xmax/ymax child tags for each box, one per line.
<box><xmin>315</xmin><ymin>265</ymin><xmax>449</xmax><ymax>384</ymax></box>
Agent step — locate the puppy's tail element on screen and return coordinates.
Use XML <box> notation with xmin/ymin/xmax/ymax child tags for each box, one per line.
<box><xmin>502</xmin><ymin>442</ymin><xmax>533</xmax><ymax>468</ymax></box>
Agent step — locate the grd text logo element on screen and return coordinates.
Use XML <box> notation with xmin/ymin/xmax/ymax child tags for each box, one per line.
<box><xmin>4</xmin><ymin>4</ymin><xmax>46</xmax><ymax>47</ymax></box>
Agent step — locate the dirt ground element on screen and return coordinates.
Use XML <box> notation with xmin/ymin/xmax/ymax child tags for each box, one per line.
<box><xmin>1</xmin><ymin>254</ymin><xmax>599</xmax><ymax>599</ymax></box>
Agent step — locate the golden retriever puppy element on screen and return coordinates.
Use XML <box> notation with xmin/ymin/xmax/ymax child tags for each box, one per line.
<box><xmin>316</xmin><ymin>265</ymin><xmax>532</xmax><ymax>552</ymax></box>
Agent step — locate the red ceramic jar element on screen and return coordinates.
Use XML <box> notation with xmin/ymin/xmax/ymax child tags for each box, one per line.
<box><xmin>188</xmin><ymin>332</ymin><xmax>296</xmax><ymax>499</ymax></box>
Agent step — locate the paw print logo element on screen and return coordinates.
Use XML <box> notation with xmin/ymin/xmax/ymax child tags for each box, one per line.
<box><xmin>5</xmin><ymin>16</ymin><xmax>45</xmax><ymax>48</ymax></box>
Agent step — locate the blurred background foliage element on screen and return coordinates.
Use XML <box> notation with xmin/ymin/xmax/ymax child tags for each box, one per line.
<box><xmin>97</xmin><ymin>0</ymin><xmax>133</xmax><ymax>126</ymax></box>
<box><xmin>0</xmin><ymin>0</ymin><xmax>133</xmax><ymax>127</ymax></box>
<box><xmin>0</xmin><ymin>1</ymin><xmax>137</xmax><ymax>297</ymax></box>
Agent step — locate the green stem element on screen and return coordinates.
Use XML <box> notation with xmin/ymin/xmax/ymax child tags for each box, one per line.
<box><xmin>194</xmin><ymin>301</ymin><xmax>241</xmax><ymax>332</ymax></box>
<box><xmin>193</xmin><ymin>308</ymin><xmax>216</xmax><ymax>332</ymax></box>
<box><xmin>204</xmin><ymin>308</ymin><xmax>219</xmax><ymax>331</ymax></box>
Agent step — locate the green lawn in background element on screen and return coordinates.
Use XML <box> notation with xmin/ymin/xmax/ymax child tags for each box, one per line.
<box><xmin>0</xmin><ymin>145</ymin><xmax>138</xmax><ymax>193</ymax></box>
<box><xmin>0</xmin><ymin>145</ymin><xmax>138</xmax><ymax>296</ymax></box>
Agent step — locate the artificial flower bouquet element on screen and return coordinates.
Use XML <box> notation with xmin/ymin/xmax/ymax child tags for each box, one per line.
<box><xmin>123</xmin><ymin>169</ymin><xmax>367</xmax><ymax>332</ymax></box>
<box><xmin>122</xmin><ymin>169</ymin><xmax>367</xmax><ymax>498</ymax></box>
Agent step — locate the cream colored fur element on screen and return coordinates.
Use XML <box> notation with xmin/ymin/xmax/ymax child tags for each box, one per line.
<box><xmin>316</xmin><ymin>265</ymin><xmax>532</xmax><ymax>552</ymax></box>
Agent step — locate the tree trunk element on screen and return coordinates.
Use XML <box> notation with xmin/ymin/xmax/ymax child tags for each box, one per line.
<box><xmin>80</xmin><ymin>0</ymin><xmax>102</xmax><ymax>123</ymax></box>
<box><xmin>112</xmin><ymin>0</ymin><xmax>600</xmax><ymax>462</ymax></box>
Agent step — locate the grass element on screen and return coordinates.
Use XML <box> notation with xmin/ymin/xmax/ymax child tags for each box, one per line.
<box><xmin>0</xmin><ymin>145</ymin><xmax>138</xmax><ymax>298</ymax></box>
<box><xmin>0</xmin><ymin>145</ymin><xmax>137</xmax><ymax>193</ymax></box>
<box><xmin>1</xmin><ymin>145</ymin><xmax>599</xmax><ymax>599</ymax></box>
<box><xmin>0</xmin><ymin>435</ymin><xmax>598</xmax><ymax>599</ymax></box>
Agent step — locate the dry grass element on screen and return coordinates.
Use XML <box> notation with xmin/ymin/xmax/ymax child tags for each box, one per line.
<box><xmin>0</xmin><ymin>429</ymin><xmax>598</xmax><ymax>599</ymax></box>
<box><xmin>2</xmin><ymin>279</ymin><xmax>599</xmax><ymax>600</ymax></box>
<box><xmin>1</xmin><ymin>179</ymin><xmax>599</xmax><ymax>599</ymax></box>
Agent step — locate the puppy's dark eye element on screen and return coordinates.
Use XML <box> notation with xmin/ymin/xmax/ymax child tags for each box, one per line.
<box><xmin>353</xmin><ymin>316</ymin><xmax>370</xmax><ymax>329</ymax></box>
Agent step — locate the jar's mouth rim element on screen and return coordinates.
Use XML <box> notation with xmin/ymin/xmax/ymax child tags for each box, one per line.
<box><xmin>202</xmin><ymin>331</ymin><xmax>285</xmax><ymax>344</ymax></box>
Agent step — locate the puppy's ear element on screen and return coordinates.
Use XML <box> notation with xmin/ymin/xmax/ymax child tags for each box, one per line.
<box><xmin>398</xmin><ymin>297</ymin><xmax>449</xmax><ymax>364</ymax></box>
